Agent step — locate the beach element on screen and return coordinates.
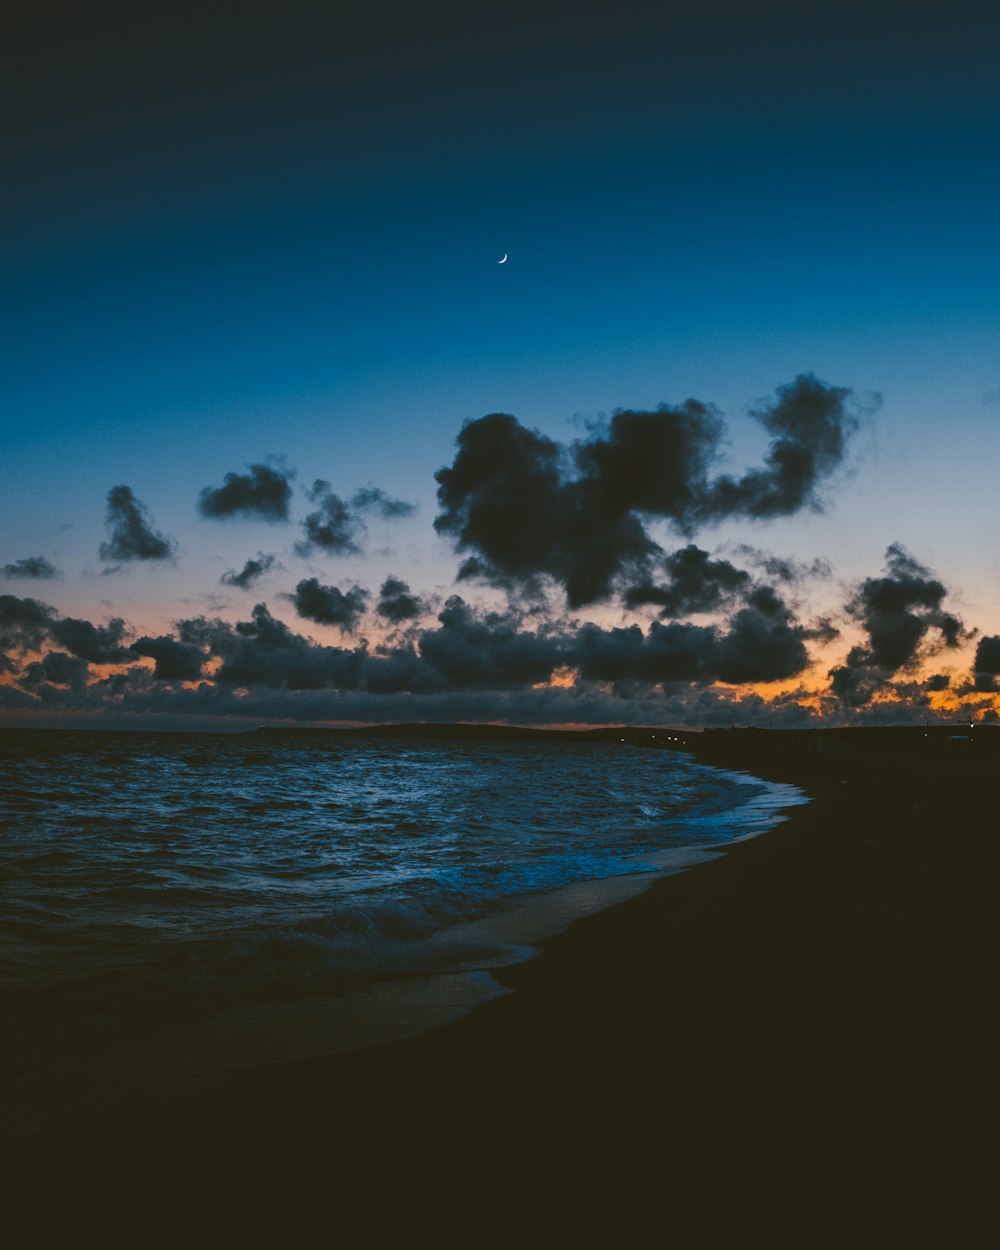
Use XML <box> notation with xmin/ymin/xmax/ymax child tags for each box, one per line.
<box><xmin>6</xmin><ymin>728</ymin><xmax>999</xmax><ymax>1244</ymax></box>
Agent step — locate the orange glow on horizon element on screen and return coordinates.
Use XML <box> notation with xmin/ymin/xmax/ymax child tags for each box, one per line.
<box><xmin>532</xmin><ymin>666</ymin><xmax>577</xmax><ymax>690</ymax></box>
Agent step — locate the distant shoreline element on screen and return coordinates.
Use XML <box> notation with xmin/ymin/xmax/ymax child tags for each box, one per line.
<box><xmin>4</xmin><ymin>719</ymin><xmax>995</xmax><ymax>756</ymax></box>
<box><xmin>251</xmin><ymin>720</ymin><xmax>1000</xmax><ymax>764</ymax></box>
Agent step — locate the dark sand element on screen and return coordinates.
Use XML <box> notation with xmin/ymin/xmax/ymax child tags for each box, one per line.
<box><xmin>6</xmin><ymin>731</ymin><xmax>999</xmax><ymax>1244</ymax></box>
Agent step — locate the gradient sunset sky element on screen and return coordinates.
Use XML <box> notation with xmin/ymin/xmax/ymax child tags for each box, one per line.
<box><xmin>3</xmin><ymin>0</ymin><xmax>1000</xmax><ymax>727</ymax></box>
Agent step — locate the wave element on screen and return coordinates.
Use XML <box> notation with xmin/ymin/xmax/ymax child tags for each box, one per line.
<box><xmin>2</xmin><ymin>734</ymin><xmax>805</xmax><ymax>1068</ymax></box>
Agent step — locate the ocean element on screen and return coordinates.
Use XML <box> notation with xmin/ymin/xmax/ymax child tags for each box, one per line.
<box><xmin>1</xmin><ymin>729</ymin><xmax>805</xmax><ymax>1102</ymax></box>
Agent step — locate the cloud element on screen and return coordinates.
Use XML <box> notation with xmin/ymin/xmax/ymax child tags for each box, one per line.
<box><xmin>731</xmin><ymin>545</ymin><xmax>832</xmax><ymax>584</ymax></box>
<box><xmin>828</xmin><ymin>544</ymin><xmax>967</xmax><ymax>705</ymax></box>
<box><xmin>295</xmin><ymin>481</ymin><xmax>364</xmax><ymax>557</ymax></box>
<box><xmin>166</xmin><ymin>598</ymin><xmax>567</xmax><ymax>697</ymax></box>
<box><xmin>572</xmin><ymin>619</ymin><xmax>716</xmax><ymax>685</ymax></box>
<box><xmin>198</xmin><ymin>463</ymin><xmax>293</xmax><ymax>521</ymax></box>
<box><xmin>49</xmin><ymin>615</ymin><xmax>130</xmax><ymax>663</ymax></box>
<box><xmin>0</xmin><ymin>593</ymin><xmax>130</xmax><ymax>672</ymax></box>
<box><xmin>572</xmin><ymin>586</ymin><xmax>811</xmax><ymax>688</ymax></box>
<box><xmin>435</xmin><ymin>413</ymin><xmax>575</xmax><ymax>596</ymax></box>
<box><xmin>221</xmin><ymin>553</ymin><xmax>278</xmax><ymax>589</ymax></box>
<box><xmin>351</xmin><ymin>486</ymin><xmax>417</xmax><ymax>519</ymax></box>
<box><xmin>21</xmin><ymin>651</ymin><xmax>91</xmax><ymax>689</ymax></box>
<box><xmin>972</xmin><ymin>635</ymin><xmax>1000</xmax><ymax>691</ymax></box>
<box><xmin>376</xmin><ymin>577</ymin><xmax>424</xmax><ymax>624</ymax></box>
<box><xmin>130</xmin><ymin>635</ymin><xmax>206</xmax><ymax>681</ymax></box>
<box><xmin>294</xmin><ymin>481</ymin><xmax>417</xmax><ymax>557</ymax></box>
<box><xmin>99</xmin><ymin>486</ymin><xmax>176</xmax><ymax>563</ymax></box>
<box><xmin>434</xmin><ymin>374</ymin><xmax>866</xmax><ymax>606</ymax></box>
<box><xmin>176</xmin><ymin>615</ymin><xmax>234</xmax><ymax>651</ymax></box>
<box><xmin>624</xmin><ymin>545</ymin><xmax>751</xmax><ymax>616</ymax></box>
<box><xmin>0</xmin><ymin>594</ymin><xmax>57</xmax><ymax>668</ymax></box>
<box><xmin>0</xmin><ymin>572</ymin><xmax>984</xmax><ymax>728</ymax></box>
<box><xmin>291</xmin><ymin>578</ymin><xmax>369</xmax><ymax>632</ymax></box>
<box><xmin>209</xmin><ymin>604</ymin><xmax>367</xmax><ymax>691</ymax></box>
<box><xmin>712</xmin><ymin>586</ymin><xmax>812</xmax><ymax>683</ymax></box>
<box><xmin>1</xmin><ymin>569</ymin><xmax>819</xmax><ymax>715</ymax></box>
<box><xmin>1</xmin><ymin>556</ymin><xmax>61</xmax><ymax>580</ymax></box>
<box><xmin>414</xmin><ymin>597</ymin><xmax>565</xmax><ymax>689</ymax></box>
<box><xmin>437</xmin><ymin>400</ymin><xmax>723</xmax><ymax>605</ymax></box>
<box><xmin>696</xmin><ymin>374</ymin><xmax>867</xmax><ymax>522</ymax></box>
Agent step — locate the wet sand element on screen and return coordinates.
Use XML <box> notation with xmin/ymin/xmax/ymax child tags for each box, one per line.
<box><xmin>7</xmin><ymin>731</ymin><xmax>1000</xmax><ymax>1244</ymax></box>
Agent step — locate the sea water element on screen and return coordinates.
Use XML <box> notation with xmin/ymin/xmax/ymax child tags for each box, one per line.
<box><xmin>0</xmin><ymin>729</ymin><xmax>805</xmax><ymax>1094</ymax></box>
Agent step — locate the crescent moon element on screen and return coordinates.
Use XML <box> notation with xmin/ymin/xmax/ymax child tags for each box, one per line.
<box><xmin>498</xmin><ymin>254</ymin><xmax>507</xmax><ymax>264</ymax></box>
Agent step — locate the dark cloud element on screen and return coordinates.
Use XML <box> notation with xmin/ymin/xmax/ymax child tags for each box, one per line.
<box><xmin>712</xmin><ymin>586</ymin><xmax>811</xmax><ymax>684</ymax></box>
<box><xmin>573</xmin><ymin>620</ymin><xmax>716</xmax><ymax>685</ymax></box>
<box><xmin>624</xmin><ymin>545</ymin><xmax>750</xmax><ymax>616</ymax></box>
<box><xmin>0</xmin><ymin>594</ymin><xmax>54</xmax><ymax>665</ymax></box>
<box><xmin>851</xmin><ymin>544</ymin><xmax>964</xmax><ymax>667</ymax></box>
<box><xmin>21</xmin><ymin>651</ymin><xmax>90</xmax><ymax>688</ymax></box>
<box><xmin>0</xmin><ymin>594</ymin><xmax>129</xmax><ymax>677</ymax></box>
<box><xmin>291</xmin><ymin>578</ymin><xmax>369</xmax><ymax>632</ymax></box>
<box><xmin>574</xmin><ymin>399</ymin><xmax>723</xmax><ymax>528</ymax></box>
<box><xmin>212</xmin><ymin>604</ymin><xmax>367</xmax><ymax>691</ymax></box>
<box><xmin>206</xmin><ymin>598</ymin><xmax>566</xmax><ymax>698</ymax></box>
<box><xmin>2</xmin><ymin>575</ymin><xmax>820</xmax><ymax>713</ymax></box>
<box><xmin>351</xmin><ymin>486</ymin><xmax>417</xmax><ymax>519</ymax></box>
<box><xmin>49</xmin><ymin>615</ymin><xmax>130</xmax><ymax>663</ymax></box>
<box><xmin>697</xmin><ymin>374</ymin><xmax>865</xmax><ymax>521</ymax></box>
<box><xmin>972</xmin><ymin>635</ymin><xmax>1000</xmax><ymax>692</ymax></box>
<box><xmin>2</xmin><ymin>556</ymin><xmax>60</xmax><ymax>580</ymax></box>
<box><xmin>415</xmin><ymin>597</ymin><xmax>564</xmax><ymax>689</ymax></box>
<box><xmin>130</xmin><ymin>635</ymin><xmax>206</xmax><ymax>681</ymax></box>
<box><xmin>808</xmin><ymin>618</ymin><xmax>841</xmax><ymax>647</ymax></box>
<box><xmin>732</xmin><ymin>545</ymin><xmax>832</xmax><ymax>584</ymax></box>
<box><xmin>829</xmin><ymin>544</ymin><xmax>967</xmax><ymax>706</ymax></box>
<box><xmin>168</xmin><ymin>598</ymin><xmax>566</xmax><ymax>697</ymax></box>
<box><xmin>435</xmin><ymin>375</ymin><xmax>865</xmax><ymax>606</ymax></box>
<box><xmin>376</xmin><ymin>577</ymin><xmax>424</xmax><ymax>624</ymax></box>
<box><xmin>221</xmin><ymin>553</ymin><xmax>277</xmax><ymax>589</ymax></box>
<box><xmin>435</xmin><ymin>412</ymin><xmax>566</xmax><ymax>593</ymax></box>
<box><xmin>176</xmin><ymin>615</ymin><xmax>234</xmax><ymax>650</ymax></box>
<box><xmin>198</xmin><ymin>463</ymin><xmax>293</xmax><ymax>521</ymax></box>
<box><xmin>573</xmin><ymin>586</ymin><xmax>811</xmax><ymax>687</ymax></box>
<box><xmin>295</xmin><ymin>481</ymin><xmax>364</xmax><ymax>557</ymax></box>
<box><xmin>435</xmin><ymin>410</ymin><xmax>666</xmax><ymax>606</ymax></box>
<box><xmin>849</xmin><ymin>673</ymin><xmax>955</xmax><ymax>715</ymax></box>
<box><xmin>829</xmin><ymin>646</ymin><xmax>885</xmax><ymax>708</ymax></box>
<box><xmin>99</xmin><ymin>486</ymin><xmax>176</xmax><ymax>562</ymax></box>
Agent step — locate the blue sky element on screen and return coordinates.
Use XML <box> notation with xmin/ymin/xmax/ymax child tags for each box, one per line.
<box><xmin>2</xmin><ymin>1</ymin><xmax>999</xmax><ymax>726</ymax></box>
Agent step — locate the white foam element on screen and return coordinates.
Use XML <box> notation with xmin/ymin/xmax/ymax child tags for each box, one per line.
<box><xmin>66</xmin><ymin>763</ymin><xmax>808</xmax><ymax>1085</ymax></box>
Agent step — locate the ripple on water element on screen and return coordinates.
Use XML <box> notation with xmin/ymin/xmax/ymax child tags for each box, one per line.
<box><xmin>1</xmin><ymin>731</ymin><xmax>805</xmax><ymax>1070</ymax></box>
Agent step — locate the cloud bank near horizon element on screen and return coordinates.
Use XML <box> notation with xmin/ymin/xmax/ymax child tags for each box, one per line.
<box><xmin>0</xmin><ymin>540</ymin><xmax>987</xmax><ymax>727</ymax></box>
<box><xmin>1</xmin><ymin>374</ymin><xmax>994</xmax><ymax>726</ymax></box>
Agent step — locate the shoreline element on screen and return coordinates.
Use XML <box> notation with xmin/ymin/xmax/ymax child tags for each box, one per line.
<box><xmin>1</xmin><ymin>753</ymin><xmax>802</xmax><ymax>1157</ymax></box>
<box><xmin>6</xmin><ymin>731</ymin><xmax>999</xmax><ymax>1241</ymax></box>
<box><xmin>1</xmin><ymin>743</ymin><xmax>802</xmax><ymax>1091</ymax></box>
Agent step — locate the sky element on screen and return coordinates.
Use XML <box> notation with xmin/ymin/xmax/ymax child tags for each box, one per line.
<box><xmin>2</xmin><ymin>0</ymin><xmax>1000</xmax><ymax>729</ymax></box>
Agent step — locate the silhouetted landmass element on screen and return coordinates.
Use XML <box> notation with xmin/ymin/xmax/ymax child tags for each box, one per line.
<box><xmin>250</xmin><ymin>721</ymin><xmax>688</xmax><ymax>744</ymax></box>
<box><xmin>693</xmin><ymin>722</ymin><xmax>1000</xmax><ymax>761</ymax></box>
<box><xmin>251</xmin><ymin>720</ymin><xmax>1000</xmax><ymax>758</ymax></box>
